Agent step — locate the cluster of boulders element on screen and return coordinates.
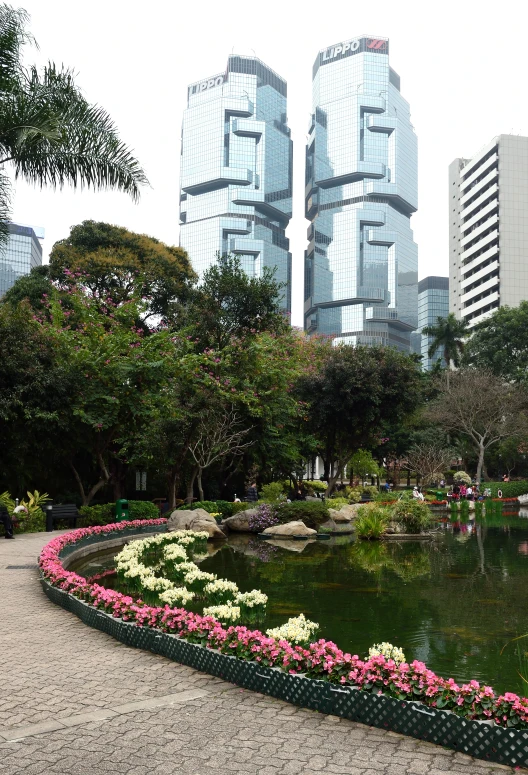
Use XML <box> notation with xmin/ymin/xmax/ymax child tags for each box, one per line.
<box><xmin>167</xmin><ymin>502</ymin><xmax>359</xmax><ymax>541</ymax></box>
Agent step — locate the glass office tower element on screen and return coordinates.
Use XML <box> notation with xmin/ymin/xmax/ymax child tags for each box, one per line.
<box><xmin>418</xmin><ymin>276</ymin><xmax>449</xmax><ymax>370</ymax></box>
<box><xmin>180</xmin><ymin>56</ymin><xmax>292</xmax><ymax>311</ymax></box>
<box><xmin>0</xmin><ymin>222</ymin><xmax>43</xmax><ymax>298</ymax></box>
<box><xmin>304</xmin><ymin>36</ymin><xmax>418</xmax><ymax>349</ymax></box>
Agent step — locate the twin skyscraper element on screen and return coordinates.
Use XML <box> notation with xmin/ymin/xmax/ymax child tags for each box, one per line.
<box><xmin>179</xmin><ymin>36</ymin><xmax>418</xmax><ymax>352</ymax></box>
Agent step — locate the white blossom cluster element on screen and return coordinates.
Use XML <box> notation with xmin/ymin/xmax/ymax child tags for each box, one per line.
<box><xmin>203</xmin><ymin>603</ymin><xmax>241</xmax><ymax>622</ymax></box>
<box><xmin>235</xmin><ymin>590</ymin><xmax>268</xmax><ymax>608</ymax></box>
<box><xmin>368</xmin><ymin>643</ymin><xmax>406</xmax><ymax>665</ymax></box>
<box><xmin>266</xmin><ymin>614</ymin><xmax>319</xmax><ymax>645</ymax></box>
<box><xmin>183</xmin><ymin>569</ymin><xmax>217</xmax><ymax>586</ymax></box>
<box><xmin>162</xmin><ymin>544</ymin><xmax>188</xmax><ymax>563</ymax></box>
<box><xmin>114</xmin><ymin>531</ymin><xmax>267</xmax><ymax>623</ymax></box>
<box><xmin>204</xmin><ymin>579</ymin><xmax>239</xmax><ymax>597</ymax></box>
<box><xmin>158</xmin><ymin>587</ymin><xmax>195</xmax><ymax>606</ymax></box>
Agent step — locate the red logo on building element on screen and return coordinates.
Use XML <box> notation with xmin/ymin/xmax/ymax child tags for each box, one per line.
<box><xmin>367</xmin><ymin>39</ymin><xmax>386</xmax><ymax>50</ymax></box>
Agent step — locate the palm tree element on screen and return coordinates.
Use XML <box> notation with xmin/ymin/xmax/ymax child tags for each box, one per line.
<box><xmin>0</xmin><ymin>5</ymin><xmax>147</xmax><ymax>243</ymax></box>
<box><xmin>423</xmin><ymin>313</ymin><xmax>468</xmax><ymax>385</ymax></box>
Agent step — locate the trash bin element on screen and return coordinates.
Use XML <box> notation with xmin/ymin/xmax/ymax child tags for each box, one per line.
<box><xmin>115</xmin><ymin>499</ymin><xmax>129</xmax><ymax>522</ymax></box>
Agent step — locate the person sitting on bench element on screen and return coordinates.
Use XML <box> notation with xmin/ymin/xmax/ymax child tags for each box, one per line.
<box><xmin>0</xmin><ymin>503</ymin><xmax>14</xmax><ymax>539</ymax></box>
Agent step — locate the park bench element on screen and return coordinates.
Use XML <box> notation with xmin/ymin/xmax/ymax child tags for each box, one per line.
<box><xmin>45</xmin><ymin>504</ymin><xmax>80</xmax><ymax>532</ymax></box>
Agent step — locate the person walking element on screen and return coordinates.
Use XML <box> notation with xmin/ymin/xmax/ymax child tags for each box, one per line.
<box><xmin>245</xmin><ymin>482</ymin><xmax>258</xmax><ymax>503</ymax></box>
<box><xmin>0</xmin><ymin>503</ymin><xmax>14</xmax><ymax>539</ymax></box>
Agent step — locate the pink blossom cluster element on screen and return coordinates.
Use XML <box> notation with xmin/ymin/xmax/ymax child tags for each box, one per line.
<box><xmin>39</xmin><ymin>521</ymin><xmax>528</xmax><ymax>729</ymax></box>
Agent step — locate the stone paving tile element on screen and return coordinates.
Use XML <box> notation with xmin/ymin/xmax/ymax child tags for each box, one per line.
<box><xmin>0</xmin><ymin>532</ymin><xmax>525</xmax><ymax>774</ymax></box>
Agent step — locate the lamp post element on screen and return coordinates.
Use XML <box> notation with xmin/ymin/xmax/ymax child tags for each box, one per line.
<box><xmin>498</xmin><ymin>454</ymin><xmax>503</xmax><ymax>481</ymax></box>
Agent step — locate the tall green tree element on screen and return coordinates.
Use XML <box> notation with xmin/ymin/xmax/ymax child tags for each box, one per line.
<box><xmin>49</xmin><ymin>221</ymin><xmax>195</xmax><ymax>324</ymax></box>
<box><xmin>297</xmin><ymin>345</ymin><xmax>422</xmax><ymax>495</ymax></box>
<box><xmin>0</xmin><ymin>5</ymin><xmax>147</xmax><ymax>241</ymax></box>
<box><xmin>422</xmin><ymin>313</ymin><xmax>468</xmax><ymax>383</ymax></box>
<box><xmin>463</xmin><ymin>302</ymin><xmax>528</xmax><ymax>383</ymax></box>
<box><xmin>182</xmin><ymin>254</ymin><xmax>288</xmax><ymax>350</ymax></box>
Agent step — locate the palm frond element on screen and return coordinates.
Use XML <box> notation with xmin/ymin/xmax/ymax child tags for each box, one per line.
<box><xmin>0</xmin><ymin>168</ymin><xmax>12</xmax><ymax>249</ymax></box>
<box><xmin>0</xmin><ymin>61</ymin><xmax>148</xmax><ymax>201</ymax></box>
<box><xmin>0</xmin><ymin>4</ymin><xmax>35</xmax><ymax>92</ymax></box>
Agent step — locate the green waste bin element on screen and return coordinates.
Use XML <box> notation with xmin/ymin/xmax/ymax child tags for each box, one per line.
<box><xmin>115</xmin><ymin>499</ymin><xmax>129</xmax><ymax>522</ymax></box>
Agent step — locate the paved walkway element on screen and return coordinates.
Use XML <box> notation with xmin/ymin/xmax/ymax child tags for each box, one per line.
<box><xmin>0</xmin><ymin>532</ymin><xmax>522</xmax><ymax>775</ymax></box>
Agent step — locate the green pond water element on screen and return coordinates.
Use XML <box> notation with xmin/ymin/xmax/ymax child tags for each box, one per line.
<box><xmin>70</xmin><ymin>510</ymin><xmax>528</xmax><ymax>696</ymax></box>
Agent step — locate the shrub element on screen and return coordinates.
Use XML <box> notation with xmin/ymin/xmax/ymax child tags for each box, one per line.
<box><xmin>14</xmin><ymin>508</ymin><xmax>45</xmax><ymax>533</ymax></box>
<box><xmin>259</xmin><ymin>482</ymin><xmax>286</xmax><ymax>503</ymax></box>
<box><xmin>355</xmin><ymin>504</ymin><xmax>389</xmax><ymax>539</ymax></box>
<box><xmin>177</xmin><ymin>500</ymin><xmax>219</xmax><ymax>513</ymax></box>
<box><xmin>79</xmin><ymin>500</ymin><xmax>158</xmax><ymax>527</ymax></box>
<box><xmin>453</xmin><ymin>471</ymin><xmax>472</xmax><ymax>485</ymax></box>
<box><xmin>231</xmin><ymin>501</ymin><xmax>250</xmax><ymax>515</ymax></box>
<box><xmin>485</xmin><ymin>481</ymin><xmax>528</xmax><ymax>498</ymax></box>
<box><xmin>327</xmin><ymin>497</ymin><xmax>349</xmax><ymax>510</ymax></box>
<box><xmin>129</xmin><ymin>501</ymin><xmax>159</xmax><ymax>521</ymax></box>
<box><xmin>391</xmin><ymin>498</ymin><xmax>431</xmax><ymax>534</ymax></box>
<box><xmin>209</xmin><ymin>500</ymin><xmax>234</xmax><ymax>519</ymax></box>
<box><xmin>248</xmin><ymin>504</ymin><xmax>279</xmax><ymax>532</ymax></box>
<box><xmin>362</xmin><ymin>485</ymin><xmax>379</xmax><ymax>498</ymax></box>
<box><xmin>303</xmin><ymin>480</ymin><xmax>328</xmax><ymax>493</ymax></box>
<box><xmin>275</xmin><ymin>500</ymin><xmax>329</xmax><ymax>529</ymax></box>
<box><xmin>348</xmin><ymin>488</ymin><xmax>362</xmax><ymax>503</ymax></box>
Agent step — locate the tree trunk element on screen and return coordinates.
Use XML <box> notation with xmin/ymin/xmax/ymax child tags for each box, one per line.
<box><xmin>476</xmin><ymin>441</ymin><xmax>485</xmax><ymax>484</ymax></box>
<box><xmin>197</xmin><ymin>469</ymin><xmax>204</xmax><ymax>501</ymax></box>
<box><xmin>322</xmin><ymin>456</ymin><xmax>330</xmax><ymax>481</ymax></box>
<box><xmin>185</xmin><ymin>466</ymin><xmax>199</xmax><ymax>504</ymax></box>
<box><xmin>70</xmin><ymin>462</ymin><xmax>110</xmax><ymax>507</ymax></box>
<box><xmin>327</xmin><ymin>464</ymin><xmax>344</xmax><ymax>497</ymax></box>
<box><xmin>167</xmin><ymin>466</ymin><xmax>180</xmax><ymax>509</ymax></box>
<box><xmin>407</xmin><ymin>468</ymin><xmax>411</xmax><ymax>488</ymax></box>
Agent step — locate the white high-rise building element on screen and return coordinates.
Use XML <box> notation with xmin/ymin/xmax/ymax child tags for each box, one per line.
<box><xmin>449</xmin><ymin>135</ymin><xmax>528</xmax><ymax>328</ymax></box>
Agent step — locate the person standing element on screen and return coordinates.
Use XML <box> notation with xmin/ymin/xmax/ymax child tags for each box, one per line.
<box><xmin>245</xmin><ymin>482</ymin><xmax>258</xmax><ymax>503</ymax></box>
<box><xmin>0</xmin><ymin>504</ymin><xmax>14</xmax><ymax>539</ymax></box>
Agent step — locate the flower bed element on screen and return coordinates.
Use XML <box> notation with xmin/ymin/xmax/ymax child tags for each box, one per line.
<box><xmin>38</xmin><ymin>521</ymin><xmax>528</xmax><ymax>767</ymax></box>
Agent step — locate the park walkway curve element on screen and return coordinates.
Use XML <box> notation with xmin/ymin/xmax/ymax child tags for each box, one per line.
<box><xmin>0</xmin><ymin>531</ymin><xmax>523</xmax><ymax>775</ymax></box>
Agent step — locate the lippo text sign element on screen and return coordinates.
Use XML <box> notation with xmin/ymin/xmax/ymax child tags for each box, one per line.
<box><xmin>320</xmin><ymin>37</ymin><xmax>388</xmax><ymax>66</ymax></box>
<box><xmin>188</xmin><ymin>74</ymin><xmax>225</xmax><ymax>97</ymax></box>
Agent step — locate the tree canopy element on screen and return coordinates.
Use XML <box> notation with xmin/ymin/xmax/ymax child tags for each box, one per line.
<box><xmin>464</xmin><ymin>302</ymin><xmax>528</xmax><ymax>383</ymax></box>
<box><xmin>422</xmin><ymin>313</ymin><xmax>468</xmax><ymax>376</ymax></box>
<box><xmin>296</xmin><ymin>345</ymin><xmax>423</xmax><ymax>495</ymax></box>
<box><xmin>49</xmin><ymin>221</ymin><xmax>195</xmax><ymax>324</ymax></box>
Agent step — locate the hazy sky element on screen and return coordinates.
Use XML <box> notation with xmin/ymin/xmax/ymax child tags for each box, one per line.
<box><xmin>10</xmin><ymin>0</ymin><xmax>527</xmax><ymax>326</ymax></box>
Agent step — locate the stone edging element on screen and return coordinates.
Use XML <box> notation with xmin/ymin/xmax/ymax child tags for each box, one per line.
<box><xmin>40</xmin><ymin>534</ymin><xmax>528</xmax><ymax>770</ymax></box>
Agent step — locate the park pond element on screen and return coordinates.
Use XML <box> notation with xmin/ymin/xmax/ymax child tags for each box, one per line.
<box><xmin>70</xmin><ymin>509</ymin><xmax>528</xmax><ymax>696</ymax></box>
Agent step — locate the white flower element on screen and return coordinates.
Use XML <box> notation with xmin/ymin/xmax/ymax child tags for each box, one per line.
<box><xmin>183</xmin><ymin>569</ymin><xmax>217</xmax><ymax>586</ymax></box>
<box><xmin>162</xmin><ymin>544</ymin><xmax>188</xmax><ymax>563</ymax></box>
<box><xmin>204</xmin><ymin>579</ymin><xmax>239</xmax><ymax>596</ymax></box>
<box><xmin>266</xmin><ymin>614</ymin><xmax>319</xmax><ymax>645</ymax></box>
<box><xmin>203</xmin><ymin>603</ymin><xmax>241</xmax><ymax>622</ymax></box>
<box><xmin>159</xmin><ymin>588</ymin><xmax>195</xmax><ymax>606</ymax></box>
<box><xmin>235</xmin><ymin>590</ymin><xmax>268</xmax><ymax>608</ymax></box>
<box><xmin>368</xmin><ymin>642</ymin><xmax>406</xmax><ymax>665</ymax></box>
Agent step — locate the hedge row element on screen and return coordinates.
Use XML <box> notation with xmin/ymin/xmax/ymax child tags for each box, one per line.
<box><xmin>485</xmin><ymin>481</ymin><xmax>528</xmax><ymax>498</ymax></box>
<box><xmin>78</xmin><ymin>501</ymin><xmax>159</xmax><ymax>526</ymax></box>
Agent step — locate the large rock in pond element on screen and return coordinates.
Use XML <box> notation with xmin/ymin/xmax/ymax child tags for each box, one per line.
<box><xmin>262</xmin><ymin>520</ymin><xmax>317</xmax><ymax>538</ymax></box>
<box><xmin>221</xmin><ymin>509</ymin><xmax>257</xmax><ymax>532</ymax></box>
<box><xmin>166</xmin><ymin>508</ymin><xmax>226</xmax><ymax>539</ymax></box>
<box><xmin>328</xmin><ymin>503</ymin><xmax>361</xmax><ymax>522</ymax></box>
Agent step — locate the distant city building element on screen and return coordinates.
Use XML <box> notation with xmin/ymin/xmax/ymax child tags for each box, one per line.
<box><xmin>0</xmin><ymin>222</ymin><xmax>44</xmax><ymax>297</ymax></box>
<box><xmin>179</xmin><ymin>56</ymin><xmax>292</xmax><ymax>312</ymax></box>
<box><xmin>449</xmin><ymin>135</ymin><xmax>528</xmax><ymax>328</ymax></box>
<box><xmin>418</xmin><ymin>276</ymin><xmax>449</xmax><ymax>370</ymax></box>
<box><xmin>304</xmin><ymin>35</ymin><xmax>418</xmax><ymax>351</ymax></box>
